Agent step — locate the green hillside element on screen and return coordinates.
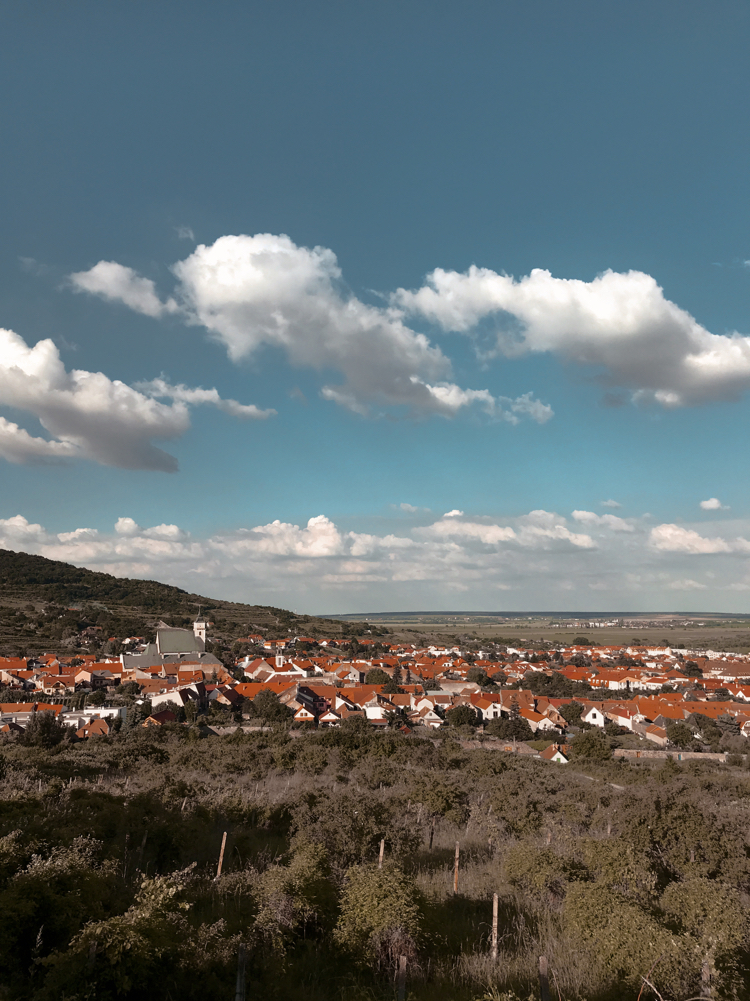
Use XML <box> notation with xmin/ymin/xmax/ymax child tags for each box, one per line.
<box><xmin>0</xmin><ymin>548</ymin><xmax>371</xmax><ymax>657</ymax></box>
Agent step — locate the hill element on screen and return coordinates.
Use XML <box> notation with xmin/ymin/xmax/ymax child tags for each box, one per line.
<box><xmin>0</xmin><ymin>548</ymin><xmax>373</xmax><ymax>657</ymax></box>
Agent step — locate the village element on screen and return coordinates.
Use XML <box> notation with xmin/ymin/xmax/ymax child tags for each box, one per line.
<box><xmin>1</xmin><ymin>614</ymin><xmax>750</xmax><ymax>761</ymax></box>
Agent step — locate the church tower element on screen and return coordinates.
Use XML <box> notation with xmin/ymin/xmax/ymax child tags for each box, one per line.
<box><xmin>193</xmin><ymin>615</ymin><xmax>208</xmax><ymax>644</ymax></box>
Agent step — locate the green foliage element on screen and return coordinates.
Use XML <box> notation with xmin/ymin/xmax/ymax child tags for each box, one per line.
<box><xmin>661</xmin><ymin>877</ymin><xmax>746</xmax><ymax>955</ymax></box>
<box><xmin>485</xmin><ymin>703</ymin><xmax>533</xmax><ymax>741</ymax></box>
<box><xmin>254</xmin><ymin>842</ymin><xmax>336</xmax><ymax>950</ymax></box>
<box><xmin>251</xmin><ymin>689</ymin><xmax>294</xmax><ymax>726</ymax></box>
<box><xmin>0</xmin><ymin>699</ymin><xmax>747</xmax><ymax>1000</ymax></box>
<box><xmin>503</xmin><ymin>844</ymin><xmax>584</xmax><ymax>895</ymax></box>
<box><xmin>41</xmin><ymin>868</ymin><xmax>240</xmax><ymax>1000</ymax></box>
<box><xmin>364</xmin><ymin>668</ymin><xmax>391</xmax><ymax>686</ymax></box>
<box><xmin>445</xmin><ymin>703</ymin><xmax>478</xmax><ymax>728</ymax></box>
<box><xmin>565</xmin><ymin>883</ymin><xmax>682</xmax><ymax>994</ymax></box>
<box><xmin>22</xmin><ymin>711</ymin><xmax>71</xmax><ymax>748</ymax></box>
<box><xmin>568</xmin><ymin>729</ymin><xmax>612</xmax><ymax>761</ymax></box>
<box><xmin>334</xmin><ymin>861</ymin><xmax>421</xmax><ymax>969</ymax></box>
<box><xmin>666</xmin><ymin>720</ymin><xmax>695</xmax><ymax>748</ymax></box>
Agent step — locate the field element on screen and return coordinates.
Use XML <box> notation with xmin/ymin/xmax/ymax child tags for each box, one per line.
<box><xmin>335</xmin><ymin>612</ymin><xmax>750</xmax><ymax>653</ymax></box>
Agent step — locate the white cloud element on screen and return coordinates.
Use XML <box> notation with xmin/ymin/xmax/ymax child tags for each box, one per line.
<box><xmin>0</xmin><ymin>328</ymin><xmax>269</xmax><ymax>471</ymax></box>
<box><xmin>176</xmin><ymin>226</ymin><xmax>195</xmax><ymax>241</ymax></box>
<box><xmin>215</xmin><ymin>515</ymin><xmax>346</xmax><ymax>558</ymax></box>
<box><xmin>394</xmin><ymin>265</ymin><xmax>750</xmax><ymax>408</ymax></box>
<box><xmin>421</xmin><ymin>509</ymin><xmax>595</xmax><ymax>549</ymax></box>
<box><xmin>601</xmin><ymin>499</ymin><xmax>621</xmax><ymax>508</ymax></box>
<box><xmin>515</xmin><ymin>510</ymin><xmax>596</xmax><ymax>549</ymax></box>
<box><xmin>444</xmin><ymin>509</ymin><xmax>464</xmax><ymax>518</ymax></box>
<box><xmin>6</xmin><ymin>505</ymin><xmax>750</xmax><ymax>611</ymax></box>
<box><xmin>649</xmin><ymin>524</ymin><xmax>750</xmax><ymax>554</ymax></box>
<box><xmin>0</xmin><ymin>417</ymin><xmax>78</xmax><ymax>464</ymax></box>
<box><xmin>69</xmin><ymin>234</ymin><xmax>551</xmax><ymax>422</ymax></box>
<box><xmin>572</xmin><ymin>510</ymin><xmax>634</xmax><ymax>532</ymax></box>
<box><xmin>135</xmin><ymin>378</ymin><xmax>275</xmax><ymax>420</ymax></box>
<box><xmin>69</xmin><ymin>261</ymin><xmax>178</xmax><ymax>318</ymax></box>
<box><xmin>700</xmin><ymin>497</ymin><xmax>729</xmax><ymax>510</ymax></box>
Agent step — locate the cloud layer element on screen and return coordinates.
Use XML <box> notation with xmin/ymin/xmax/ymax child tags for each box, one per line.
<box><xmin>0</xmin><ymin>328</ymin><xmax>268</xmax><ymax>470</ymax></box>
<box><xmin>4</xmin><ymin>506</ymin><xmax>750</xmax><ymax>612</ymax></box>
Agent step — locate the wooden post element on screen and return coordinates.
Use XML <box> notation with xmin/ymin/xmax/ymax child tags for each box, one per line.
<box><xmin>701</xmin><ymin>955</ymin><xmax>712</xmax><ymax>998</ymax></box>
<box><xmin>429</xmin><ymin>815</ymin><xmax>435</xmax><ymax>849</ymax></box>
<box><xmin>216</xmin><ymin>831</ymin><xmax>227</xmax><ymax>880</ymax></box>
<box><xmin>397</xmin><ymin>954</ymin><xmax>407</xmax><ymax>1001</ymax></box>
<box><xmin>235</xmin><ymin>943</ymin><xmax>247</xmax><ymax>1001</ymax></box>
<box><xmin>538</xmin><ymin>955</ymin><xmax>551</xmax><ymax>1001</ymax></box>
<box><xmin>491</xmin><ymin>892</ymin><xmax>498</xmax><ymax>961</ymax></box>
<box><xmin>378</xmin><ymin>838</ymin><xmax>385</xmax><ymax>869</ymax></box>
<box><xmin>453</xmin><ymin>842</ymin><xmax>460</xmax><ymax>895</ymax></box>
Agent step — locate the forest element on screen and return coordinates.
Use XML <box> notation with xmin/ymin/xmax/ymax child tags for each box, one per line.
<box><xmin>0</xmin><ymin>710</ymin><xmax>747</xmax><ymax>1001</ymax></box>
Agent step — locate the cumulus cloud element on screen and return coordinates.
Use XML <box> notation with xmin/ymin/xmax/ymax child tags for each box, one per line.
<box><xmin>394</xmin><ymin>265</ymin><xmax>750</xmax><ymax>408</ymax></box>
<box><xmin>572</xmin><ymin>510</ymin><xmax>634</xmax><ymax>532</ymax></box>
<box><xmin>6</xmin><ymin>505</ymin><xmax>750</xmax><ymax>610</ymax></box>
<box><xmin>0</xmin><ymin>328</ymin><xmax>269</xmax><ymax>470</ymax></box>
<box><xmin>421</xmin><ymin>509</ymin><xmax>595</xmax><ymax>549</ymax></box>
<box><xmin>700</xmin><ymin>497</ymin><xmax>729</xmax><ymax>510</ymax></box>
<box><xmin>216</xmin><ymin>515</ymin><xmax>346</xmax><ymax>558</ymax></box>
<box><xmin>649</xmin><ymin>524</ymin><xmax>750</xmax><ymax>554</ymax></box>
<box><xmin>0</xmin><ymin>417</ymin><xmax>78</xmax><ymax>464</ymax></box>
<box><xmin>69</xmin><ymin>261</ymin><xmax>178</xmax><ymax>318</ymax></box>
<box><xmin>601</xmin><ymin>499</ymin><xmax>621</xmax><ymax>508</ymax></box>
<box><xmin>70</xmin><ymin>235</ymin><xmax>552</xmax><ymax>422</ymax></box>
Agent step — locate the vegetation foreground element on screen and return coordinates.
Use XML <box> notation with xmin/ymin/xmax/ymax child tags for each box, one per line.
<box><xmin>0</xmin><ymin>719</ymin><xmax>748</xmax><ymax>1000</ymax></box>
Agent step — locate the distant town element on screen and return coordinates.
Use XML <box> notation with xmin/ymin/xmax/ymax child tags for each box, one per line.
<box><xmin>2</xmin><ymin>614</ymin><xmax>749</xmax><ymax>761</ymax></box>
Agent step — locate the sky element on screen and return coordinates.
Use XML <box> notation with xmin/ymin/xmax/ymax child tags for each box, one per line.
<box><xmin>1</xmin><ymin>0</ymin><xmax>750</xmax><ymax>614</ymax></box>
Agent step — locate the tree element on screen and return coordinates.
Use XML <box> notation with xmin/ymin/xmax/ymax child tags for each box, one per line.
<box><xmin>559</xmin><ymin>701</ymin><xmax>585</xmax><ymax>727</ymax></box>
<box><xmin>364</xmin><ymin>668</ymin><xmax>391</xmax><ymax>686</ymax></box>
<box><xmin>251</xmin><ymin>690</ymin><xmax>294</xmax><ymax>726</ymax></box>
<box><xmin>445</xmin><ymin>703</ymin><xmax>478</xmax><ymax>728</ymax></box>
<box><xmin>87</xmin><ymin>689</ymin><xmax>106</xmax><ymax>707</ymax></box>
<box><xmin>683</xmin><ymin>660</ymin><xmax>703</xmax><ymax>677</ymax></box>
<box><xmin>22</xmin><ymin>711</ymin><xmax>71</xmax><ymax>748</ymax></box>
<box><xmin>384</xmin><ymin>707</ymin><xmax>409</xmax><ymax>729</ymax></box>
<box><xmin>568</xmin><ymin>729</ymin><xmax>612</xmax><ymax>761</ymax></box>
<box><xmin>666</xmin><ymin>721</ymin><xmax>695</xmax><ymax>749</ymax></box>
<box><xmin>485</xmin><ymin>703</ymin><xmax>534</xmax><ymax>741</ymax></box>
<box><xmin>382</xmin><ymin>665</ymin><xmax>402</xmax><ymax>694</ymax></box>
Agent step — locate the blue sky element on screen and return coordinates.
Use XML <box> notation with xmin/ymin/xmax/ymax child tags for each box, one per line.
<box><xmin>1</xmin><ymin>1</ymin><xmax>750</xmax><ymax>613</ymax></box>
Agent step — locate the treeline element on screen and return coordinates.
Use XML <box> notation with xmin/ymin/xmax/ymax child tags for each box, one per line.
<box><xmin>0</xmin><ymin>720</ymin><xmax>748</xmax><ymax>1000</ymax></box>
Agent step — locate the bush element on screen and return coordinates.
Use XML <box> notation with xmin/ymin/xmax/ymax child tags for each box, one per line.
<box><xmin>334</xmin><ymin>861</ymin><xmax>421</xmax><ymax>972</ymax></box>
<box><xmin>568</xmin><ymin>729</ymin><xmax>612</xmax><ymax>760</ymax></box>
